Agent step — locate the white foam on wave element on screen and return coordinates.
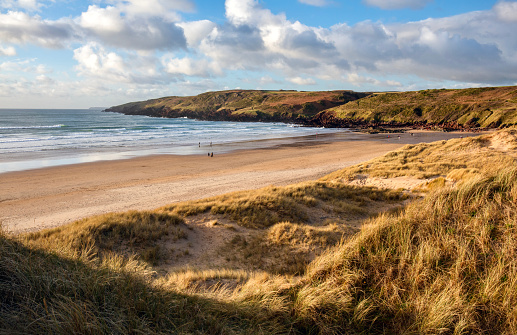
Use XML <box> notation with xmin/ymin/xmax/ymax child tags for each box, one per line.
<box><xmin>0</xmin><ymin>124</ymin><xmax>65</xmax><ymax>130</ymax></box>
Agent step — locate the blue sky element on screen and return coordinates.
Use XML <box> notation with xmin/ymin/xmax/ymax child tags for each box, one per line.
<box><xmin>0</xmin><ymin>0</ymin><xmax>515</xmax><ymax>108</ymax></box>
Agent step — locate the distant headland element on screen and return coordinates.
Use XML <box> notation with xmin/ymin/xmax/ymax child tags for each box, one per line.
<box><xmin>105</xmin><ymin>86</ymin><xmax>517</xmax><ymax>132</ymax></box>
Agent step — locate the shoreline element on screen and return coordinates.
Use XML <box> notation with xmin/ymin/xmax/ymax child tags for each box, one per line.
<box><xmin>1</xmin><ymin>130</ymin><xmax>484</xmax><ymax>233</ymax></box>
<box><xmin>0</xmin><ymin>129</ymin><xmax>479</xmax><ymax>176</ymax></box>
<box><xmin>0</xmin><ymin>129</ymin><xmax>344</xmax><ymax>175</ymax></box>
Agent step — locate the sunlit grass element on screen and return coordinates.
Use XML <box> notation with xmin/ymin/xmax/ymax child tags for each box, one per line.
<box><xmin>323</xmin><ymin>130</ymin><xmax>517</xmax><ymax>181</ymax></box>
<box><xmin>161</xmin><ymin>181</ymin><xmax>406</xmax><ymax>228</ymax></box>
<box><xmin>291</xmin><ymin>167</ymin><xmax>517</xmax><ymax>333</ymax></box>
<box><xmin>20</xmin><ymin>210</ymin><xmax>186</xmax><ymax>265</ymax></box>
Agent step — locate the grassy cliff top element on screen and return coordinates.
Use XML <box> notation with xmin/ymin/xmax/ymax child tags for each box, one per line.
<box><xmin>328</xmin><ymin>85</ymin><xmax>517</xmax><ymax>128</ymax></box>
<box><xmin>105</xmin><ymin>89</ymin><xmax>368</xmax><ymax>122</ymax></box>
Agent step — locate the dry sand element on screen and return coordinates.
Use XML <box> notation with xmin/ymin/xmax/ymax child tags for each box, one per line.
<box><xmin>0</xmin><ymin>131</ymin><xmax>474</xmax><ymax>233</ymax></box>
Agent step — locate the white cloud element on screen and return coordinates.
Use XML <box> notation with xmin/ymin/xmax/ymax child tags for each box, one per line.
<box><xmin>363</xmin><ymin>0</ymin><xmax>433</xmax><ymax>10</ymax></box>
<box><xmin>0</xmin><ymin>2</ymin><xmax>191</xmax><ymax>51</ymax></box>
<box><xmin>0</xmin><ymin>0</ymin><xmax>41</xmax><ymax>11</ymax></box>
<box><xmin>345</xmin><ymin>73</ymin><xmax>402</xmax><ymax>87</ymax></box>
<box><xmin>162</xmin><ymin>56</ymin><xmax>220</xmax><ymax>77</ymax></box>
<box><xmin>79</xmin><ymin>6</ymin><xmax>125</xmax><ymax>33</ymax></box>
<box><xmin>0</xmin><ymin>58</ymin><xmax>51</xmax><ymax>74</ymax></box>
<box><xmin>0</xmin><ymin>44</ymin><xmax>16</xmax><ymax>56</ymax></box>
<box><xmin>35</xmin><ymin>74</ymin><xmax>54</xmax><ymax>84</ymax></box>
<box><xmin>78</xmin><ymin>5</ymin><xmax>187</xmax><ymax>51</ymax></box>
<box><xmin>73</xmin><ymin>43</ymin><xmax>129</xmax><ymax>82</ymax></box>
<box><xmin>298</xmin><ymin>0</ymin><xmax>332</xmax><ymax>7</ymax></box>
<box><xmin>104</xmin><ymin>0</ymin><xmax>195</xmax><ymax>20</ymax></box>
<box><xmin>288</xmin><ymin>76</ymin><xmax>316</xmax><ymax>85</ymax></box>
<box><xmin>205</xmin><ymin>0</ymin><xmax>339</xmax><ymax>77</ymax></box>
<box><xmin>178</xmin><ymin>20</ymin><xmax>216</xmax><ymax>47</ymax></box>
<box><xmin>258</xmin><ymin>76</ymin><xmax>280</xmax><ymax>85</ymax></box>
<box><xmin>2</xmin><ymin>0</ymin><xmax>517</xmax><ymax>107</ymax></box>
<box><xmin>0</xmin><ymin>11</ymin><xmax>74</xmax><ymax>48</ymax></box>
<box><xmin>494</xmin><ymin>1</ymin><xmax>517</xmax><ymax>22</ymax></box>
<box><xmin>215</xmin><ymin>0</ymin><xmax>517</xmax><ymax>86</ymax></box>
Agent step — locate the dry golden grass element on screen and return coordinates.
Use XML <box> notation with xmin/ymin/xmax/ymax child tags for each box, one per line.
<box><xmin>162</xmin><ymin>181</ymin><xmax>406</xmax><ymax>228</ymax></box>
<box><xmin>158</xmin><ymin>268</ymin><xmax>256</xmax><ymax>292</ymax></box>
<box><xmin>0</xmin><ymin>229</ymin><xmax>292</xmax><ymax>334</ymax></box>
<box><xmin>290</xmin><ymin>167</ymin><xmax>517</xmax><ymax>333</ymax></box>
<box><xmin>324</xmin><ymin>131</ymin><xmax>516</xmax><ymax>181</ymax></box>
<box><xmin>219</xmin><ymin>221</ymin><xmax>357</xmax><ymax>275</ymax></box>
<box><xmin>20</xmin><ymin>210</ymin><xmax>186</xmax><ymax>265</ymax></box>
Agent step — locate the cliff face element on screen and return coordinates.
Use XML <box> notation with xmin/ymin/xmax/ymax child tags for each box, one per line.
<box><xmin>106</xmin><ymin>86</ymin><xmax>517</xmax><ymax>130</ymax></box>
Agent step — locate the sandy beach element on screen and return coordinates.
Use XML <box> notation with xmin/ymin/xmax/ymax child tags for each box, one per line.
<box><xmin>1</xmin><ymin>131</ymin><xmax>474</xmax><ymax>233</ymax></box>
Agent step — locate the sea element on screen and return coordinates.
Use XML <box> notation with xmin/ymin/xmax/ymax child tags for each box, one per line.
<box><xmin>0</xmin><ymin>108</ymin><xmax>345</xmax><ymax>174</ymax></box>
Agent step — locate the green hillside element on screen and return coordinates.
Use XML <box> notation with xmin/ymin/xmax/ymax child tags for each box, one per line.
<box><xmin>313</xmin><ymin>86</ymin><xmax>517</xmax><ymax>129</ymax></box>
<box><xmin>106</xmin><ymin>86</ymin><xmax>517</xmax><ymax>130</ymax></box>
<box><xmin>105</xmin><ymin>89</ymin><xmax>368</xmax><ymax>123</ymax></box>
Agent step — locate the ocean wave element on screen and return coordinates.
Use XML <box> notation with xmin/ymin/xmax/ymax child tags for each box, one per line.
<box><xmin>0</xmin><ymin>124</ymin><xmax>65</xmax><ymax>130</ymax></box>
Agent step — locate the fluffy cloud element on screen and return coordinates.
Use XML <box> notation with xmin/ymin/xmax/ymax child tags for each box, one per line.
<box><xmin>79</xmin><ymin>5</ymin><xmax>187</xmax><ymax>51</ymax></box>
<box><xmin>196</xmin><ymin>0</ymin><xmax>517</xmax><ymax>86</ymax></box>
<box><xmin>0</xmin><ymin>0</ymin><xmax>40</xmax><ymax>11</ymax></box>
<box><xmin>162</xmin><ymin>56</ymin><xmax>221</xmax><ymax>77</ymax></box>
<box><xmin>73</xmin><ymin>43</ymin><xmax>128</xmax><ymax>82</ymax></box>
<box><xmin>363</xmin><ymin>0</ymin><xmax>433</xmax><ymax>10</ymax></box>
<box><xmin>178</xmin><ymin>20</ymin><xmax>216</xmax><ymax>47</ymax></box>
<box><xmin>213</xmin><ymin>0</ymin><xmax>340</xmax><ymax>76</ymax></box>
<box><xmin>0</xmin><ymin>44</ymin><xmax>16</xmax><ymax>55</ymax></box>
<box><xmin>494</xmin><ymin>1</ymin><xmax>517</xmax><ymax>22</ymax></box>
<box><xmin>0</xmin><ymin>1</ymin><xmax>190</xmax><ymax>51</ymax></box>
<box><xmin>345</xmin><ymin>73</ymin><xmax>402</xmax><ymax>87</ymax></box>
<box><xmin>104</xmin><ymin>0</ymin><xmax>195</xmax><ymax>19</ymax></box>
<box><xmin>2</xmin><ymin>0</ymin><xmax>517</xmax><ymax>106</ymax></box>
<box><xmin>0</xmin><ymin>11</ymin><xmax>74</xmax><ymax>48</ymax></box>
<box><xmin>288</xmin><ymin>76</ymin><xmax>316</xmax><ymax>85</ymax></box>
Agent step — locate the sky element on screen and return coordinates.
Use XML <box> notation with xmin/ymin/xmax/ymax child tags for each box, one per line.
<box><xmin>0</xmin><ymin>0</ymin><xmax>516</xmax><ymax>108</ymax></box>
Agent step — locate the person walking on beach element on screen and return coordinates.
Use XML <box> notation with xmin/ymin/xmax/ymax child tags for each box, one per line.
<box><xmin>211</xmin><ymin>152</ymin><xmax>213</xmax><ymax>157</ymax></box>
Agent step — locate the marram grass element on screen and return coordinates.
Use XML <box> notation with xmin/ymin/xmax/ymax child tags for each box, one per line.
<box><xmin>20</xmin><ymin>210</ymin><xmax>187</xmax><ymax>265</ymax></box>
<box><xmin>161</xmin><ymin>181</ymin><xmax>405</xmax><ymax>228</ymax></box>
<box><xmin>291</xmin><ymin>167</ymin><xmax>517</xmax><ymax>333</ymax></box>
<box><xmin>324</xmin><ymin>128</ymin><xmax>517</xmax><ymax>181</ymax></box>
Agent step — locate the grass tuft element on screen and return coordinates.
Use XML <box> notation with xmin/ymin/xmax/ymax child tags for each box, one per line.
<box><xmin>292</xmin><ymin>167</ymin><xmax>517</xmax><ymax>333</ymax></box>
<box><xmin>162</xmin><ymin>182</ymin><xmax>406</xmax><ymax>228</ymax></box>
<box><xmin>324</xmin><ymin>132</ymin><xmax>516</xmax><ymax>181</ymax></box>
<box><xmin>20</xmin><ymin>210</ymin><xmax>186</xmax><ymax>264</ymax></box>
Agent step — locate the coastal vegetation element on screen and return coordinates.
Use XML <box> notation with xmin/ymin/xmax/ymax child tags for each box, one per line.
<box><xmin>320</xmin><ymin>86</ymin><xmax>517</xmax><ymax>130</ymax></box>
<box><xmin>2</xmin><ymin>126</ymin><xmax>517</xmax><ymax>333</ymax></box>
<box><xmin>106</xmin><ymin>86</ymin><xmax>517</xmax><ymax>130</ymax></box>
<box><xmin>105</xmin><ymin>89</ymin><xmax>368</xmax><ymax>124</ymax></box>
